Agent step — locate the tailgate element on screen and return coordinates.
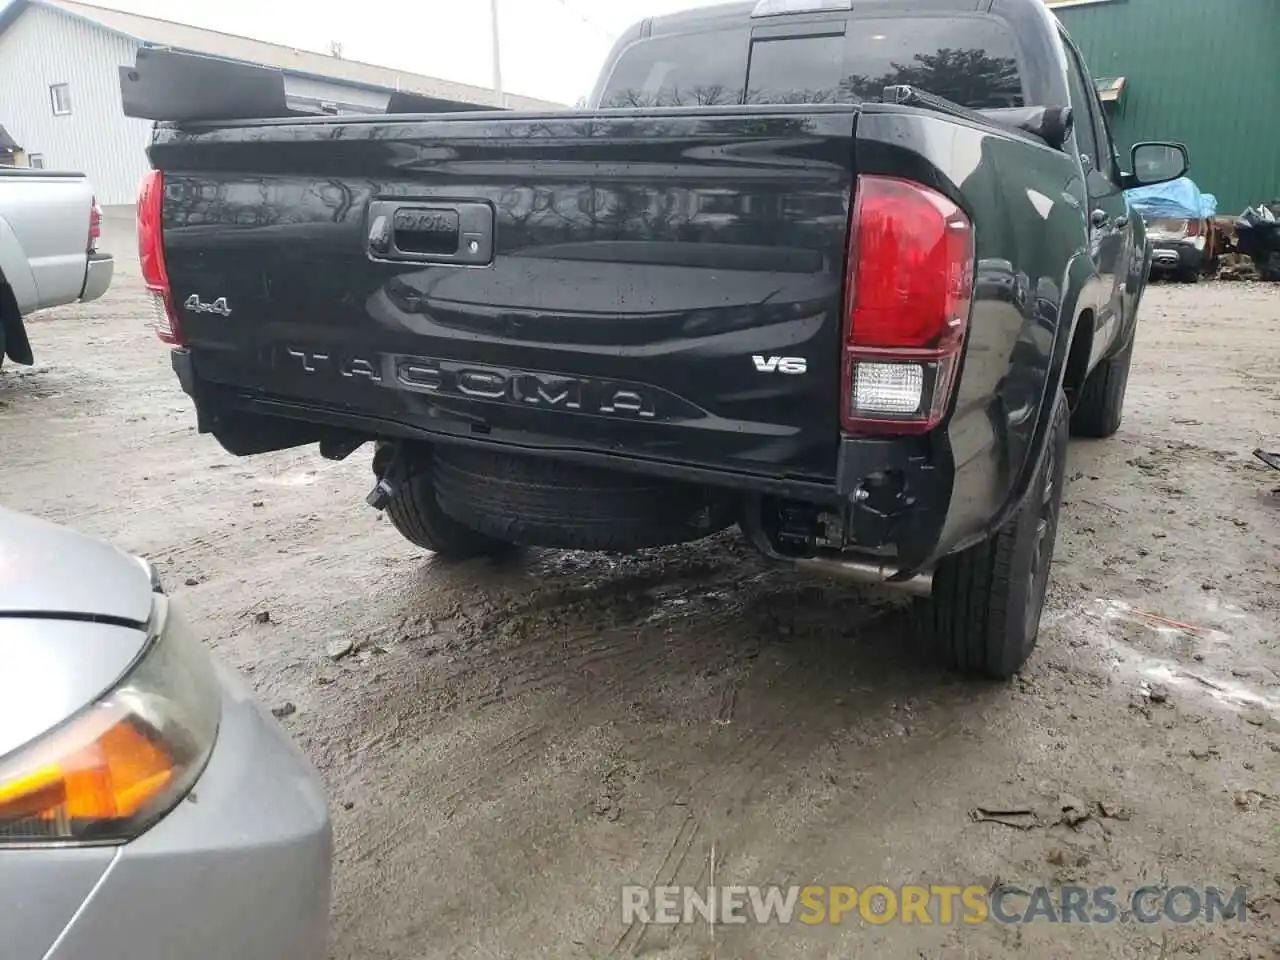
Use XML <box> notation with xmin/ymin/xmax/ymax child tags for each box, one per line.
<box><xmin>154</xmin><ymin>106</ymin><xmax>858</xmax><ymax>482</ymax></box>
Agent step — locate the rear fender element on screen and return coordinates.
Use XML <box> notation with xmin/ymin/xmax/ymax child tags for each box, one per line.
<box><xmin>1114</xmin><ymin>219</ymin><xmax>1150</xmax><ymax>351</ymax></box>
<box><xmin>961</xmin><ymin>251</ymin><xmax>1094</xmax><ymax>550</ymax></box>
<box><xmin>853</xmin><ymin>106</ymin><xmax>1090</xmax><ymax>569</ymax></box>
<box><xmin>0</xmin><ymin>214</ymin><xmax>37</xmax><ymax>365</ymax></box>
<box><xmin>1039</xmin><ymin>251</ymin><xmax>1095</xmax><ymax>414</ymax></box>
<box><xmin>0</xmin><ymin>215</ymin><xmax>38</xmax><ymax>313</ymax></box>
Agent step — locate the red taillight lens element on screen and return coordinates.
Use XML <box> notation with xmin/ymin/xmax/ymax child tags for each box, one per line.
<box><xmin>88</xmin><ymin>198</ymin><xmax>101</xmax><ymax>253</ymax></box>
<box><xmin>842</xmin><ymin>175</ymin><xmax>974</xmax><ymax>435</ymax></box>
<box><xmin>1182</xmin><ymin>218</ymin><xmax>1201</xmax><ymax>239</ymax></box>
<box><xmin>136</xmin><ymin>172</ymin><xmax>166</xmax><ymax>288</ymax></box>
<box><xmin>137</xmin><ymin>170</ymin><xmax>183</xmax><ymax>345</ymax></box>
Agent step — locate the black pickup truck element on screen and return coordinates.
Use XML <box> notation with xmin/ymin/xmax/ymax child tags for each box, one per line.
<box><xmin>126</xmin><ymin>0</ymin><xmax>1189</xmax><ymax>679</ymax></box>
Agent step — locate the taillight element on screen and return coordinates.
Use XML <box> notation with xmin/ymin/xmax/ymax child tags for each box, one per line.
<box><xmin>842</xmin><ymin>175</ymin><xmax>974</xmax><ymax>435</ymax></box>
<box><xmin>88</xmin><ymin>198</ymin><xmax>101</xmax><ymax>253</ymax></box>
<box><xmin>137</xmin><ymin>170</ymin><xmax>183</xmax><ymax>345</ymax></box>
<box><xmin>1182</xmin><ymin>219</ymin><xmax>1201</xmax><ymax>239</ymax></box>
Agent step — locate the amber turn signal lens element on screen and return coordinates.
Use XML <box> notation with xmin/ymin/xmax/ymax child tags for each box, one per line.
<box><xmin>0</xmin><ymin>716</ymin><xmax>175</xmax><ymax>829</ymax></box>
<box><xmin>0</xmin><ymin>595</ymin><xmax>220</xmax><ymax>845</ymax></box>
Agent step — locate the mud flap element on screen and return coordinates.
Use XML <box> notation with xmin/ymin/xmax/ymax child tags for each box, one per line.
<box><xmin>0</xmin><ymin>290</ymin><xmax>33</xmax><ymax>365</ymax></box>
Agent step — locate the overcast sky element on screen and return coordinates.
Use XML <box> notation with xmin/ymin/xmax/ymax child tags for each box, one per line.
<box><xmin>46</xmin><ymin>0</ymin><xmax>743</xmax><ymax>105</ymax></box>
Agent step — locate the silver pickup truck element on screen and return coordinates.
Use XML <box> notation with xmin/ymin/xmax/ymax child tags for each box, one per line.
<box><xmin>0</xmin><ymin>168</ymin><xmax>113</xmax><ymax>369</ymax></box>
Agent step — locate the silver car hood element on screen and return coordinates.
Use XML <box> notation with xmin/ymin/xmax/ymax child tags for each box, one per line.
<box><xmin>0</xmin><ymin>507</ymin><xmax>155</xmax><ymax>623</ymax></box>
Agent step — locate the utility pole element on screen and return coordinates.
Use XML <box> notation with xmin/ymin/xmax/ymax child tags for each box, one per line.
<box><xmin>489</xmin><ymin>0</ymin><xmax>505</xmax><ymax>107</ymax></box>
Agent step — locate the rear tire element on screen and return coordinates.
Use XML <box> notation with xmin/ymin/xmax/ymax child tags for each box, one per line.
<box><xmin>1070</xmin><ymin>338</ymin><xmax>1134</xmax><ymax>439</ymax></box>
<box><xmin>432</xmin><ymin>446</ymin><xmax>736</xmax><ymax>552</ymax></box>
<box><xmin>379</xmin><ymin>451</ymin><xmax>514</xmax><ymax>561</ymax></box>
<box><xmin>924</xmin><ymin>387</ymin><xmax>1068</xmax><ymax>680</ymax></box>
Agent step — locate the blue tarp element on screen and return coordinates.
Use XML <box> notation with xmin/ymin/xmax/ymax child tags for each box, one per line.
<box><xmin>1124</xmin><ymin>177</ymin><xmax>1217</xmax><ymax>220</ymax></box>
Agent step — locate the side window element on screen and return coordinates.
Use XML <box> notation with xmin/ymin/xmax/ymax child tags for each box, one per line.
<box><xmin>1059</xmin><ymin>35</ymin><xmax>1100</xmax><ymax>177</ymax></box>
<box><xmin>1080</xmin><ymin>60</ymin><xmax>1121</xmax><ymax>182</ymax></box>
<box><xmin>1054</xmin><ymin>35</ymin><xmax>1116</xmax><ymax>184</ymax></box>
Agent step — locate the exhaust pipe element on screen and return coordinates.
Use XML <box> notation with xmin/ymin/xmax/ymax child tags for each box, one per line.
<box><xmin>793</xmin><ymin>557</ymin><xmax>934</xmax><ymax>598</ymax></box>
<box><xmin>738</xmin><ymin>497</ymin><xmax>933</xmax><ymax>597</ymax></box>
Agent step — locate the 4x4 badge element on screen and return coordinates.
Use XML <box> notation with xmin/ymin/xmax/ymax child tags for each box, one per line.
<box><xmin>184</xmin><ymin>294</ymin><xmax>231</xmax><ymax>317</ymax></box>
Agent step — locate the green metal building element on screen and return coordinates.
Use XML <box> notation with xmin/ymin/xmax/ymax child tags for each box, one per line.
<box><xmin>1052</xmin><ymin>0</ymin><xmax>1280</xmax><ymax>214</ymax></box>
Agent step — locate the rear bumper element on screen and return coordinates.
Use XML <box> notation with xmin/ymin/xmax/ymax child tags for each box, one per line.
<box><xmin>80</xmin><ymin>252</ymin><xmax>114</xmax><ymax>302</ymax></box>
<box><xmin>171</xmin><ymin>348</ymin><xmax>954</xmax><ymax>571</ymax></box>
<box><xmin>1148</xmin><ymin>240</ymin><xmax>1201</xmax><ymax>272</ymax></box>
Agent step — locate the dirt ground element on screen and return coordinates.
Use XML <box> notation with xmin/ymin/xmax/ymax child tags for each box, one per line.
<box><xmin>3</xmin><ymin>218</ymin><xmax>1278</xmax><ymax>959</ymax></box>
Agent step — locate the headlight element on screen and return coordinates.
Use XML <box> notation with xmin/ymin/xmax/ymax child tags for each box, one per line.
<box><xmin>0</xmin><ymin>596</ymin><xmax>220</xmax><ymax>845</ymax></box>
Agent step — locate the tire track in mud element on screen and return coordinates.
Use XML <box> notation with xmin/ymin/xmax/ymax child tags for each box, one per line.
<box><xmin>607</xmin><ymin>727</ymin><xmax>801</xmax><ymax>958</ymax></box>
<box><xmin>334</xmin><ymin>555</ymin><xmax>763</xmax><ymax>868</ymax></box>
<box><xmin>156</xmin><ymin>529</ymin><xmax>238</xmax><ymax>564</ymax></box>
<box><xmin>605</xmin><ymin>600</ymin><xmax>908</xmax><ymax>958</ymax></box>
<box><xmin>331</xmin><ymin>572</ymin><xmax>851</xmax><ymax>891</ymax></box>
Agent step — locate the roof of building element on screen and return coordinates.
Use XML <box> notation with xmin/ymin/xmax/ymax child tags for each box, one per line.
<box><xmin>0</xmin><ymin>124</ymin><xmax>20</xmax><ymax>151</ymax></box>
<box><xmin>0</xmin><ymin>0</ymin><xmax>562</xmax><ymax>110</ymax></box>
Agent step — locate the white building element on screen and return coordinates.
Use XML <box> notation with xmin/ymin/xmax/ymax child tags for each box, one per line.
<box><xmin>0</xmin><ymin>0</ymin><xmax>560</xmax><ymax>205</ymax></box>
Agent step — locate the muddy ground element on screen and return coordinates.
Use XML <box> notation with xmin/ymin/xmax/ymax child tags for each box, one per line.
<box><xmin>3</xmin><ymin>219</ymin><xmax>1278</xmax><ymax>958</ymax></box>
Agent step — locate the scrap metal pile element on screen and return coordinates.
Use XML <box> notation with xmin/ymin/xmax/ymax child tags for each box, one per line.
<box><xmin>1229</xmin><ymin>203</ymin><xmax>1280</xmax><ymax>281</ymax></box>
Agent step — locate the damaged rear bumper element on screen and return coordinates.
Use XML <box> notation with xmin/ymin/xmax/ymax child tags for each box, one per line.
<box><xmin>171</xmin><ymin>348</ymin><xmax>956</xmax><ymax>577</ymax></box>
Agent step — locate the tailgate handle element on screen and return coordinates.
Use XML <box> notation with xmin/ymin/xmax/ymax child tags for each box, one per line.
<box><xmin>367</xmin><ymin>200</ymin><xmax>493</xmax><ymax>266</ymax></box>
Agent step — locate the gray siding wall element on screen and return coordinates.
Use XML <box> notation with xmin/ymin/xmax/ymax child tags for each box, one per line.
<box><xmin>0</xmin><ymin>5</ymin><xmax>151</xmax><ymax>205</ymax></box>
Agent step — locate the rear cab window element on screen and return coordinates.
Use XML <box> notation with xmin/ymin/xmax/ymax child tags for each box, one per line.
<box><xmin>597</xmin><ymin>15</ymin><xmax>1026</xmax><ymax>111</ymax></box>
<box><xmin>598</xmin><ymin>28</ymin><xmax>750</xmax><ymax>107</ymax></box>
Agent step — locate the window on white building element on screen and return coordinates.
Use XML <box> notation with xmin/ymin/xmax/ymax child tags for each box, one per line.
<box><xmin>50</xmin><ymin>83</ymin><xmax>72</xmax><ymax>116</ymax></box>
<box><xmin>28</xmin><ymin>154</ymin><xmax>45</xmax><ymax>168</ymax></box>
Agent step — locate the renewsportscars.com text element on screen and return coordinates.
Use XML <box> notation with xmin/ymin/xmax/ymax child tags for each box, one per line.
<box><xmin>621</xmin><ymin>884</ymin><xmax>1249</xmax><ymax>926</ymax></box>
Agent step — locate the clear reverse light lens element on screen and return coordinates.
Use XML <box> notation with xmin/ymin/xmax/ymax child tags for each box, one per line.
<box><xmin>0</xmin><ymin>597</ymin><xmax>220</xmax><ymax>845</ymax></box>
<box><xmin>146</xmin><ymin>290</ymin><xmax>179</xmax><ymax>343</ymax></box>
<box><xmin>852</xmin><ymin>362</ymin><xmax>924</xmax><ymax>415</ymax></box>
